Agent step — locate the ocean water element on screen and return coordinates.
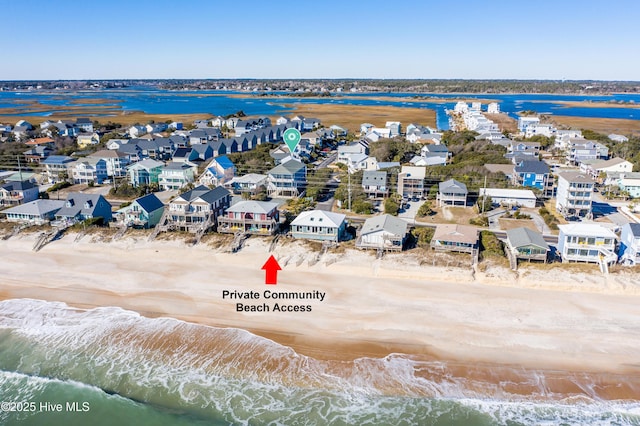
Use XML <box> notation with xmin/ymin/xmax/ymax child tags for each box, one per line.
<box><xmin>0</xmin><ymin>299</ymin><xmax>639</xmax><ymax>425</ymax></box>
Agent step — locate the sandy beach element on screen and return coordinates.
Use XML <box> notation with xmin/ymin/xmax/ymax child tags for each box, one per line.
<box><xmin>1</xmin><ymin>232</ymin><xmax>640</xmax><ymax>399</ymax></box>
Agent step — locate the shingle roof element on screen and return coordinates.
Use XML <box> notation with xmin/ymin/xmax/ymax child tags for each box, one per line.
<box><xmin>1</xmin><ymin>199</ymin><xmax>65</xmax><ymax>216</ymax></box>
<box><xmin>433</xmin><ymin>224</ymin><xmax>478</xmax><ymax>244</ymax></box>
<box><xmin>56</xmin><ymin>193</ymin><xmax>110</xmax><ymax>218</ymax></box>
<box><xmin>134</xmin><ymin>193</ymin><xmax>165</xmax><ymax>213</ymax></box>
<box><xmin>514</xmin><ymin>160</ymin><xmax>550</xmax><ymax>174</ymax></box>
<box><xmin>439</xmin><ymin>179</ymin><xmax>467</xmax><ymax>193</ymax></box>
<box><xmin>557</xmin><ymin>171</ymin><xmax>592</xmax><ymax>183</ymax></box>
<box><xmin>506</xmin><ymin>227</ymin><xmax>549</xmax><ymax>250</ymax></box>
<box><xmin>42</xmin><ymin>155</ymin><xmax>74</xmax><ymax>165</ymax></box>
<box><xmin>362</xmin><ymin>171</ymin><xmax>387</xmax><ymax>186</ymax></box>
<box><xmin>176</xmin><ymin>185</ymin><xmax>229</xmax><ymax>204</ymax></box>
<box><xmin>1</xmin><ymin>180</ymin><xmax>37</xmax><ymax>191</ymax></box>
<box><xmin>291</xmin><ymin>210</ymin><xmax>345</xmax><ymax>228</ymax></box>
<box><xmin>227</xmin><ymin>200</ymin><xmax>279</xmax><ymax>214</ymax></box>
<box><xmin>268</xmin><ymin>159</ymin><xmax>306</xmax><ymax>175</ymax></box>
<box><xmin>360</xmin><ymin>214</ymin><xmax>407</xmax><ymax>237</ymax></box>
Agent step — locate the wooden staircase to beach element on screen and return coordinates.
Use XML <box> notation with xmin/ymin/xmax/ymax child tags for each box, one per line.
<box><xmin>148</xmin><ymin>209</ymin><xmax>170</xmax><ymax>242</ymax></box>
<box><xmin>112</xmin><ymin>223</ymin><xmax>130</xmax><ymax>241</ymax></box>
<box><xmin>193</xmin><ymin>215</ymin><xmax>215</xmax><ymax>245</ymax></box>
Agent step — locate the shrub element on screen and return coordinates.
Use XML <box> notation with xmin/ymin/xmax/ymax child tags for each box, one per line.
<box><xmin>469</xmin><ymin>215</ymin><xmax>489</xmax><ymax>227</ymax></box>
<box><xmin>384</xmin><ymin>198</ymin><xmax>399</xmax><ymax>216</ymax></box>
<box><xmin>480</xmin><ymin>231</ymin><xmax>504</xmax><ymax>257</ymax></box>
<box><xmin>411</xmin><ymin>227</ymin><xmax>434</xmax><ymax>248</ymax></box>
<box><xmin>47</xmin><ymin>181</ymin><xmax>71</xmax><ymax>193</ymax></box>
<box><xmin>417</xmin><ymin>201</ymin><xmax>433</xmax><ymax>217</ymax></box>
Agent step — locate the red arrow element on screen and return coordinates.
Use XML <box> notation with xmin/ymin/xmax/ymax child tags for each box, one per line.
<box><xmin>261</xmin><ymin>255</ymin><xmax>282</xmax><ymax>285</ymax></box>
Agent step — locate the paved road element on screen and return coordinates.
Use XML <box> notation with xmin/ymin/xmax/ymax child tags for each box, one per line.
<box><xmin>316</xmin><ymin>153</ymin><xmax>337</xmax><ymax>169</ymax></box>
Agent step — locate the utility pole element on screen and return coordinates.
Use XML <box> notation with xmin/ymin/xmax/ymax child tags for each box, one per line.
<box><xmin>17</xmin><ymin>155</ymin><xmax>23</xmax><ymax>182</ymax></box>
<box><xmin>347</xmin><ymin>170</ymin><xmax>352</xmax><ymax>212</ymax></box>
<box><xmin>481</xmin><ymin>175</ymin><xmax>487</xmax><ymax>214</ymax></box>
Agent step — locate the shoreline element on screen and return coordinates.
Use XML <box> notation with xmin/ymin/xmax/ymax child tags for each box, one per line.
<box><xmin>1</xmin><ymin>232</ymin><xmax>640</xmax><ymax>385</ymax></box>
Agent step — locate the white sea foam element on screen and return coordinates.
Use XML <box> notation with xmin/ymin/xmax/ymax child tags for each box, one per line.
<box><xmin>1</xmin><ymin>298</ymin><xmax>640</xmax><ymax>425</ymax></box>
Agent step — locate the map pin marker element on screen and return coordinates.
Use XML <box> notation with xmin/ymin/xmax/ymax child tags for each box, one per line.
<box><xmin>283</xmin><ymin>128</ymin><xmax>301</xmax><ymax>154</ymax></box>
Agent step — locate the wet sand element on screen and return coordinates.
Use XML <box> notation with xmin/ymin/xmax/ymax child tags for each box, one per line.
<box><xmin>1</xmin><ymin>233</ymin><xmax>640</xmax><ymax>399</ymax></box>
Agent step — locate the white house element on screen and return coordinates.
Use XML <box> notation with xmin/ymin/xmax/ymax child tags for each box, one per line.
<box><xmin>556</xmin><ymin>172</ymin><xmax>594</xmax><ymax>218</ymax></box>
<box><xmin>557</xmin><ymin>223</ymin><xmax>617</xmax><ymax>266</ymax></box>
<box><xmin>356</xmin><ymin>214</ymin><xmax>407</xmax><ymax>251</ymax></box>
<box><xmin>618</xmin><ymin>223</ymin><xmax>640</xmax><ymax>266</ymax></box>
<box><xmin>487</xmin><ymin>102</ymin><xmax>500</xmax><ymax>114</ymax></box>
<box><xmin>517</xmin><ymin>116</ymin><xmax>540</xmax><ymax>133</ymax></box>
<box><xmin>479</xmin><ymin>188</ymin><xmax>537</xmax><ymax>209</ymax></box>
<box><xmin>290</xmin><ymin>210</ymin><xmax>347</xmax><ymax>242</ymax></box>
<box><xmin>609</xmin><ymin>134</ymin><xmax>629</xmax><ymax>143</ymax></box>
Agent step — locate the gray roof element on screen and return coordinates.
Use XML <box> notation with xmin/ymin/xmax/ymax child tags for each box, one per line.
<box><xmin>627</xmin><ymin>223</ymin><xmax>640</xmax><ymax>237</ymax></box>
<box><xmin>1</xmin><ymin>180</ymin><xmax>37</xmax><ymax>191</ymax></box>
<box><xmin>506</xmin><ymin>227</ymin><xmax>549</xmax><ymax>251</ymax></box>
<box><xmin>515</xmin><ymin>160</ymin><xmax>550</xmax><ymax>174</ymax></box>
<box><xmin>2</xmin><ymin>199</ymin><xmax>65</xmax><ymax>216</ymax></box>
<box><xmin>362</xmin><ymin>171</ymin><xmax>387</xmax><ymax>186</ymax></box>
<box><xmin>557</xmin><ymin>171</ymin><xmax>593</xmax><ymax>183</ymax></box>
<box><xmin>176</xmin><ymin>185</ymin><xmax>230</xmax><ymax>204</ymax></box>
<box><xmin>56</xmin><ymin>193</ymin><xmax>111</xmax><ymax>218</ymax></box>
<box><xmin>268</xmin><ymin>159</ymin><xmax>306</xmax><ymax>175</ymax></box>
<box><xmin>424</xmin><ymin>144</ymin><xmax>448</xmax><ymax>153</ymax></box>
<box><xmin>439</xmin><ymin>179</ymin><xmax>467</xmax><ymax>194</ymax></box>
<box><xmin>227</xmin><ymin>200</ymin><xmax>279</xmax><ymax>214</ymax></box>
<box><xmin>360</xmin><ymin>214</ymin><xmax>407</xmax><ymax>237</ymax></box>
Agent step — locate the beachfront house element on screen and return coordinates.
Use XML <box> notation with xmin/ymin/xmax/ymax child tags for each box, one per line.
<box><xmin>114</xmin><ymin>193</ymin><xmax>165</xmax><ymax>229</ymax></box>
<box><xmin>557</xmin><ymin>223</ymin><xmax>617</xmax><ymax>267</ymax></box>
<box><xmin>362</xmin><ymin>170</ymin><xmax>388</xmax><ymax>198</ymax></box>
<box><xmin>356</xmin><ymin>214</ymin><xmax>407</xmax><ymax>252</ymax></box>
<box><xmin>618</xmin><ymin>223</ymin><xmax>640</xmax><ymax>266</ymax></box>
<box><xmin>0</xmin><ymin>180</ymin><xmax>39</xmax><ymax>207</ymax></box>
<box><xmin>1</xmin><ymin>199</ymin><xmax>66</xmax><ymax>225</ymax></box>
<box><xmin>128</xmin><ymin>159</ymin><xmax>164</xmax><ymax>187</ymax></box>
<box><xmin>431</xmin><ymin>224</ymin><xmax>479</xmax><ymax>254</ymax></box>
<box><xmin>556</xmin><ymin>172</ymin><xmax>593</xmax><ymax>218</ymax></box>
<box><xmin>505</xmin><ymin>227</ymin><xmax>549</xmax><ymax>263</ymax></box>
<box><xmin>55</xmin><ymin>193</ymin><xmax>113</xmax><ymax>224</ymax></box>
<box><xmin>41</xmin><ymin>155</ymin><xmax>76</xmax><ymax>183</ymax></box>
<box><xmin>198</xmin><ymin>155</ymin><xmax>235</xmax><ymax>187</ymax></box>
<box><xmin>165</xmin><ymin>185</ymin><xmax>231</xmax><ymax>233</ymax></box>
<box><xmin>438</xmin><ymin>179</ymin><xmax>468</xmax><ymax>207</ymax></box>
<box><xmin>217</xmin><ymin>200</ymin><xmax>280</xmax><ymax>235</ymax></box>
<box><xmin>158</xmin><ymin>162</ymin><xmax>196</xmax><ymax>191</ymax></box>
<box><xmin>290</xmin><ymin>210</ymin><xmax>347</xmax><ymax>242</ymax></box>
<box><xmin>267</xmin><ymin>159</ymin><xmax>307</xmax><ymax>198</ymax></box>
<box><xmin>397</xmin><ymin>166</ymin><xmax>426</xmax><ymax>199</ymax></box>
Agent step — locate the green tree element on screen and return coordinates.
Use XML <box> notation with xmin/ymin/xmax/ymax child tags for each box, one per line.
<box><xmin>384</xmin><ymin>198</ymin><xmax>399</xmax><ymax>215</ymax></box>
<box><xmin>477</xmin><ymin>195</ymin><xmax>492</xmax><ymax>213</ymax></box>
<box><xmin>417</xmin><ymin>200</ymin><xmax>433</xmax><ymax>217</ymax></box>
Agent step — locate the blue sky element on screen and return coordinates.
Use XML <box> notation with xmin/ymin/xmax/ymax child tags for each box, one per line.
<box><xmin>2</xmin><ymin>0</ymin><xmax>639</xmax><ymax>80</ymax></box>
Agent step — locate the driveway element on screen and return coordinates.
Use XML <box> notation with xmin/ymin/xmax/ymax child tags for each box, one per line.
<box><xmin>397</xmin><ymin>199</ymin><xmax>424</xmax><ymax>225</ymax></box>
